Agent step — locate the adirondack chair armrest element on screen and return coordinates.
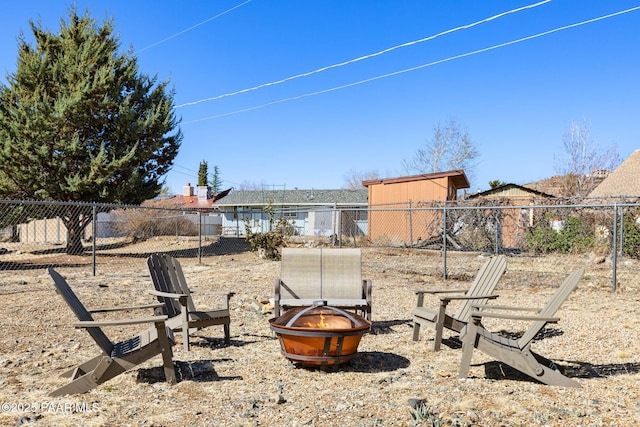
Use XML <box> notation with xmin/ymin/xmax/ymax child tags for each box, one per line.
<box><xmin>73</xmin><ymin>315</ymin><xmax>170</xmax><ymax>328</ymax></box>
<box><xmin>472</xmin><ymin>303</ymin><xmax>541</xmax><ymax>312</ymax></box>
<box><xmin>415</xmin><ymin>289</ymin><xmax>467</xmax><ymax>295</ymax></box>
<box><xmin>88</xmin><ymin>303</ymin><xmax>165</xmax><ymax>313</ymax></box>
<box><xmin>440</xmin><ymin>294</ymin><xmax>499</xmax><ymax>302</ymax></box>
<box><xmin>469</xmin><ymin>310</ymin><xmax>560</xmax><ymax>322</ymax></box>
<box><xmin>415</xmin><ymin>288</ymin><xmax>466</xmax><ymax>307</ymax></box>
<box><xmin>148</xmin><ymin>289</ymin><xmax>189</xmax><ymax>300</ymax></box>
<box><xmin>177</xmin><ymin>289</ymin><xmax>234</xmax><ymax>299</ymax></box>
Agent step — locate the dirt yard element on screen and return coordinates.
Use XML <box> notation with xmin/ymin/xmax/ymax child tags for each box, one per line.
<box><xmin>0</xmin><ymin>244</ymin><xmax>639</xmax><ymax>426</ymax></box>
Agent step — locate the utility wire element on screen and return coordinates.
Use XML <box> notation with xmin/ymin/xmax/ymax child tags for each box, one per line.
<box><xmin>184</xmin><ymin>5</ymin><xmax>640</xmax><ymax>123</ymax></box>
<box><xmin>135</xmin><ymin>0</ymin><xmax>252</xmax><ymax>54</ymax></box>
<box><xmin>175</xmin><ymin>0</ymin><xmax>551</xmax><ymax>109</ymax></box>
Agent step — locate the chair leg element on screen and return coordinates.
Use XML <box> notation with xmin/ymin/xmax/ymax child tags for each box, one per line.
<box><xmin>458</xmin><ymin>322</ymin><xmax>479</xmax><ymax>379</ymax></box>
<box><xmin>59</xmin><ymin>354</ymin><xmax>103</xmax><ymax>378</ymax></box>
<box><xmin>433</xmin><ymin>300</ymin><xmax>449</xmax><ymax>351</ymax></box>
<box><xmin>412</xmin><ymin>320</ymin><xmax>421</xmax><ymax>341</ymax></box>
<box><xmin>180</xmin><ymin>309</ymin><xmax>190</xmax><ymax>352</ymax></box>
<box><xmin>50</xmin><ymin>372</ymin><xmax>101</xmax><ymax>397</ymax></box>
<box><xmin>155</xmin><ymin>322</ymin><xmax>176</xmax><ymax>384</ymax></box>
<box><xmin>50</xmin><ymin>356</ymin><xmax>119</xmax><ymax>396</ymax></box>
<box><xmin>224</xmin><ymin>323</ymin><xmax>230</xmax><ymax>344</ymax></box>
<box><xmin>183</xmin><ymin>333</ymin><xmax>191</xmax><ymax>352</ymax></box>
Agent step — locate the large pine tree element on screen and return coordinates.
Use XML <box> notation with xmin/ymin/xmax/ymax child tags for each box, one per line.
<box><xmin>0</xmin><ymin>8</ymin><xmax>182</xmax><ymax>254</ymax></box>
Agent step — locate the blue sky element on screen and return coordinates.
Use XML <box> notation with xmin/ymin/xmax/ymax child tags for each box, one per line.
<box><xmin>2</xmin><ymin>1</ymin><xmax>639</xmax><ymax>194</ymax></box>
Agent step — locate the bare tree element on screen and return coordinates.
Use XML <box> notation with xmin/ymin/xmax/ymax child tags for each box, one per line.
<box><xmin>343</xmin><ymin>169</ymin><xmax>380</xmax><ymax>189</ymax></box>
<box><xmin>554</xmin><ymin>119</ymin><xmax>620</xmax><ymax>197</ymax></box>
<box><xmin>402</xmin><ymin>118</ymin><xmax>478</xmax><ymax>180</ymax></box>
<box><xmin>237</xmin><ymin>180</ymin><xmax>262</xmax><ymax>191</ymax></box>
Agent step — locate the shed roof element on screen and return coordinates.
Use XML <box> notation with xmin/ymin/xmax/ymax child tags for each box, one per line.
<box><xmin>362</xmin><ymin>170</ymin><xmax>470</xmax><ymax>189</ymax></box>
<box><xmin>588</xmin><ymin>149</ymin><xmax>640</xmax><ymax>198</ymax></box>
<box><xmin>215</xmin><ymin>188</ymin><xmax>368</xmax><ymax>207</ymax></box>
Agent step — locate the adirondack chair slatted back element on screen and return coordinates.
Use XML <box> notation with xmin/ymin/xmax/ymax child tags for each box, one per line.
<box><xmin>147</xmin><ymin>253</ymin><xmax>185</xmax><ymax>318</ymax></box>
<box><xmin>48</xmin><ymin>268</ymin><xmax>114</xmax><ymax>356</ymax></box>
<box><xmin>280</xmin><ymin>248</ymin><xmax>322</xmax><ymax>299</ymax></box>
<box><xmin>165</xmin><ymin>255</ymin><xmax>198</xmax><ymax>313</ymax></box>
<box><xmin>518</xmin><ymin>268</ymin><xmax>584</xmax><ymax>347</ymax></box>
<box><xmin>454</xmin><ymin>255</ymin><xmax>507</xmax><ymax>321</ymax></box>
<box><xmin>321</xmin><ymin>248</ymin><xmax>363</xmax><ymax>300</ymax></box>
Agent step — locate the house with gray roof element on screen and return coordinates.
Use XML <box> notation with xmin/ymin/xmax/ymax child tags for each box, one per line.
<box><xmin>214</xmin><ymin>188</ymin><xmax>368</xmax><ymax>237</ymax></box>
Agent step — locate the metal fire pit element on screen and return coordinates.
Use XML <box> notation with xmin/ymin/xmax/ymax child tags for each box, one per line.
<box><xmin>269</xmin><ymin>303</ymin><xmax>371</xmax><ymax>368</ymax></box>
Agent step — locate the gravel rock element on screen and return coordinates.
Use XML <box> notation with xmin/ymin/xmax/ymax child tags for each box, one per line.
<box><xmin>1</xmin><ymin>248</ymin><xmax>638</xmax><ymax>426</ymax></box>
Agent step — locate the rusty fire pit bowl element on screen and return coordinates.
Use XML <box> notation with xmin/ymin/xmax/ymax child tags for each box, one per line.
<box><xmin>269</xmin><ymin>305</ymin><xmax>371</xmax><ymax>368</ymax></box>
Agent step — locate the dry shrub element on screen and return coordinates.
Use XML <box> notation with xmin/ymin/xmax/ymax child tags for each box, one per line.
<box><xmin>109</xmin><ymin>208</ymin><xmax>198</xmax><ymax>241</ymax></box>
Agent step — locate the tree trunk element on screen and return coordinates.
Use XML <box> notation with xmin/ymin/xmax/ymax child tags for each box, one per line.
<box><xmin>66</xmin><ymin>227</ymin><xmax>85</xmax><ymax>255</ymax></box>
<box><xmin>63</xmin><ymin>210</ymin><xmax>89</xmax><ymax>255</ymax></box>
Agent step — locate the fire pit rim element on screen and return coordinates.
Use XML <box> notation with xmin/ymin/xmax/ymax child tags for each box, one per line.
<box><xmin>269</xmin><ymin>303</ymin><xmax>371</xmax><ymax>335</ymax></box>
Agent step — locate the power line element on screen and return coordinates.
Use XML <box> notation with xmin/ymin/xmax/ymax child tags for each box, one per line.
<box><xmin>183</xmin><ymin>5</ymin><xmax>640</xmax><ymax>123</ymax></box>
<box><xmin>172</xmin><ymin>164</ymin><xmax>199</xmax><ymax>173</ymax></box>
<box><xmin>175</xmin><ymin>0</ymin><xmax>551</xmax><ymax>109</ymax></box>
<box><xmin>135</xmin><ymin>0</ymin><xmax>252</xmax><ymax>54</ymax></box>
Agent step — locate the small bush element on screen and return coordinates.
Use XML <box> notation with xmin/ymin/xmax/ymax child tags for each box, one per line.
<box><xmin>525</xmin><ymin>214</ymin><xmax>594</xmax><ymax>254</ymax></box>
<box><xmin>245</xmin><ymin>229</ymin><xmax>285</xmax><ymax>260</ymax></box>
<box><xmin>244</xmin><ymin>204</ymin><xmax>293</xmax><ymax>260</ymax></box>
<box><xmin>622</xmin><ymin>214</ymin><xmax>640</xmax><ymax>258</ymax></box>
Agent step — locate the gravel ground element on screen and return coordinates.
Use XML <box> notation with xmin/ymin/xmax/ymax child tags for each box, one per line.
<box><xmin>0</xmin><ymin>245</ymin><xmax>639</xmax><ymax>426</ymax></box>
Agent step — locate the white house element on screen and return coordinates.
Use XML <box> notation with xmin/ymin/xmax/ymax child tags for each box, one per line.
<box><xmin>214</xmin><ymin>188</ymin><xmax>368</xmax><ymax>237</ymax></box>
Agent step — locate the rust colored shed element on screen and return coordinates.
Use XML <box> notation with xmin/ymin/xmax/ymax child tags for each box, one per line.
<box><xmin>362</xmin><ymin>170</ymin><xmax>470</xmax><ymax>245</ymax></box>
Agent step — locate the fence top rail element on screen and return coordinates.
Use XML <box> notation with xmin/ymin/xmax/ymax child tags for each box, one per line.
<box><xmin>3</xmin><ymin>198</ymin><xmax>640</xmax><ymax>214</ymax></box>
<box><xmin>0</xmin><ymin>199</ymin><xmax>219</xmax><ymax>214</ymax></box>
<box><xmin>366</xmin><ymin>201</ymin><xmax>640</xmax><ymax>211</ymax></box>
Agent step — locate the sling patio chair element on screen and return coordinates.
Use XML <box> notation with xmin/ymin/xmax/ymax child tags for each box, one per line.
<box><xmin>48</xmin><ymin>268</ymin><xmax>176</xmax><ymax>396</ymax></box>
<box><xmin>412</xmin><ymin>255</ymin><xmax>506</xmax><ymax>351</ymax></box>
<box><xmin>274</xmin><ymin>247</ymin><xmax>372</xmax><ymax>321</ymax></box>
<box><xmin>147</xmin><ymin>253</ymin><xmax>232</xmax><ymax>351</ymax></box>
<box><xmin>458</xmin><ymin>268</ymin><xmax>584</xmax><ymax>387</ymax></box>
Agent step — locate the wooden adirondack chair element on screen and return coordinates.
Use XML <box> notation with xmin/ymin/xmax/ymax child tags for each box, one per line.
<box><xmin>458</xmin><ymin>268</ymin><xmax>584</xmax><ymax>387</ymax></box>
<box><xmin>274</xmin><ymin>247</ymin><xmax>372</xmax><ymax>320</ymax></box>
<box><xmin>48</xmin><ymin>268</ymin><xmax>176</xmax><ymax>396</ymax></box>
<box><xmin>147</xmin><ymin>253</ymin><xmax>232</xmax><ymax>351</ymax></box>
<box><xmin>412</xmin><ymin>255</ymin><xmax>506</xmax><ymax>351</ymax></box>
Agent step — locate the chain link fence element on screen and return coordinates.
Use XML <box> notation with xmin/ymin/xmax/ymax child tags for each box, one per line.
<box><xmin>1</xmin><ymin>198</ymin><xmax>639</xmax><ymax>292</ymax></box>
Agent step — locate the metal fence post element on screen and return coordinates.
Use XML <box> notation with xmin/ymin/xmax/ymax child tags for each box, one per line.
<box><xmin>618</xmin><ymin>204</ymin><xmax>625</xmax><ymax>256</ymax></box>
<box><xmin>198</xmin><ymin>211</ymin><xmax>202</xmax><ymax>264</ymax></box>
<box><xmin>494</xmin><ymin>209</ymin><xmax>499</xmax><ymax>254</ymax></box>
<box><xmin>408</xmin><ymin>201</ymin><xmax>413</xmax><ymax>247</ymax></box>
<box><xmin>442</xmin><ymin>205</ymin><xmax>447</xmax><ymax>280</ymax></box>
<box><xmin>92</xmin><ymin>204</ymin><xmax>97</xmax><ymax>276</ymax></box>
<box><xmin>612</xmin><ymin>204</ymin><xmax>618</xmax><ymax>294</ymax></box>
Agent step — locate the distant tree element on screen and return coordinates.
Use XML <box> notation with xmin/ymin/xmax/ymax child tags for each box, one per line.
<box><xmin>210</xmin><ymin>165</ymin><xmax>222</xmax><ymax>194</ymax></box>
<box><xmin>0</xmin><ymin>8</ymin><xmax>182</xmax><ymax>254</ymax></box>
<box><xmin>238</xmin><ymin>180</ymin><xmax>261</xmax><ymax>191</ymax></box>
<box><xmin>198</xmin><ymin>161</ymin><xmax>209</xmax><ymax>187</ymax></box>
<box><xmin>402</xmin><ymin>118</ymin><xmax>478</xmax><ymax>181</ymax></box>
<box><xmin>489</xmin><ymin>180</ymin><xmax>507</xmax><ymax>189</ymax></box>
<box><xmin>343</xmin><ymin>169</ymin><xmax>380</xmax><ymax>189</ymax></box>
<box><xmin>554</xmin><ymin>119</ymin><xmax>620</xmax><ymax>197</ymax></box>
